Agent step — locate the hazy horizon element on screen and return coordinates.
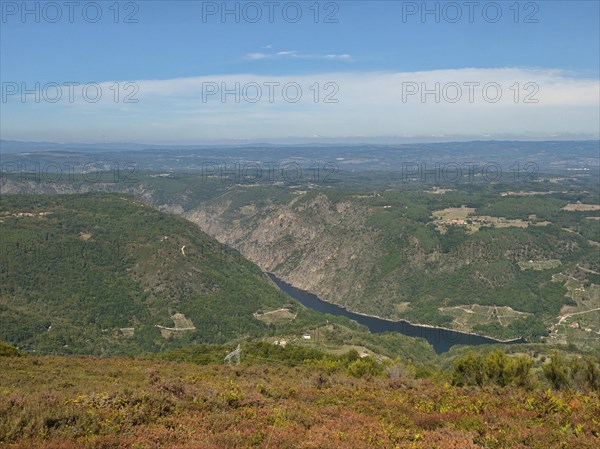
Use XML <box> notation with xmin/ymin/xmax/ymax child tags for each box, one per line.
<box><xmin>2</xmin><ymin>2</ymin><xmax>598</xmax><ymax>143</ymax></box>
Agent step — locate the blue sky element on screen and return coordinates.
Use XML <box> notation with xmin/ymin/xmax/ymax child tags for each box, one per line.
<box><xmin>1</xmin><ymin>1</ymin><xmax>599</xmax><ymax>143</ymax></box>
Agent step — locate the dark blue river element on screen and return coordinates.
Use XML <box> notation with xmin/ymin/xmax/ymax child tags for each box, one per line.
<box><xmin>267</xmin><ymin>273</ymin><xmax>527</xmax><ymax>354</ymax></box>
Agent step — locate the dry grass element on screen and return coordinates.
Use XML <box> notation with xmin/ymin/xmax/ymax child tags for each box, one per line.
<box><xmin>562</xmin><ymin>203</ymin><xmax>600</xmax><ymax>211</ymax></box>
<box><xmin>432</xmin><ymin>207</ymin><xmax>476</xmax><ymax>221</ymax></box>
<box><xmin>431</xmin><ymin>207</ymin><xmax>535</xmax><ymax>234</ymax></box>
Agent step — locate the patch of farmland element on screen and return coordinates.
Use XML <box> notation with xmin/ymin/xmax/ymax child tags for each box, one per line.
<box><xmin>431</xmin><ymin>206</ymin><xmax>540</xmax><ymax>234</ymax></box>
<box><xmin>438</xmin><ymin>304</ymin><xmax>530</xmax><ymax>333</ymax></box>
<box><xmin>548</xmin><ymin>273</ymin><xmax>600</xmax><ymax>351</ymax></box>
<box><xmin>253</xmin><ymin>308</ymin><xmax>297</xmax><ymax>325</ymax></box>
<box><xmin>518</xmin><ymin>259</ymin><xmax>561</xmax><ymax>271</ymax></box>
<box><xmin>562</xmin><ymin>203</ymin><xmax>600</xmax><ymax>211</ymax></box>
<box><xmin>156</xmin><ymin>313</ymin><xmax>196</xmax><ymax>338</ymax></box>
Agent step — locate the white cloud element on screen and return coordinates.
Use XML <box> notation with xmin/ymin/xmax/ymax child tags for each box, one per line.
<box><xmin>245</xmin><ymin>53</ymin><xmax>269</xmax><ymax>60</ymax></box>
<box><xmin>325</xmin><ymin>54</ymin><xmax>351</xmax><ymax>60</ymax></box>
<box><xmin>3</xmin><ymin>68</ymin><xmax>598</xmax><ymax>142</ymax></box>
<box><xmin>244</xmin><ymin>50</ymin><xmax>352</xmax><ymax>61</ymax></box>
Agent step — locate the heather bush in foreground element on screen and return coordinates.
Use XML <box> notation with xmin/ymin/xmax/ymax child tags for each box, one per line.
<box><xmin>1</xmin><ymin>355</ymin><xmax>598</xmax><ymax>448</ymax></box>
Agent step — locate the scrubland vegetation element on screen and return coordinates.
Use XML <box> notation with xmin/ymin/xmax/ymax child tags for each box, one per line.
<box><xmin>1</xmin><ymin>342</ymin><xmax>599</xmax><ymax>449</ymax></box>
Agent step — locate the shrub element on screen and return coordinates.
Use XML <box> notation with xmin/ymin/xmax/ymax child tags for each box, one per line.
<box><xmin>0</xmin><ymin>341</ymin><xmax>21</xmax><ymax>357</ymax></box>
<box><xmin>484</xmin><ymin>350</ymin><xmax>511</xmax><ymax>386</ymax></box>
<box><xmin>451</xmin><ymin>352</ymin><xmax>485</xmax><ymax>387</ymax></box>
<box><xmin>452</xmin><ymin>350</ymin><xmax>535</xmax><ymax>388</ymax></box>
<box><xmin>543</xmin><ymin>351</ymin><xmax>570</xmax><ymax>390</ymax></box>
<box><xmin>582</xmin><ymin>356</ymin><xmax>600</xmax><ymax>393</ymax></box>
<box><xmin>510</xmin><ymin>355</ymin><xmax>535</xmax><ymax>389</ymax></box>
<box><xmin>304</xmin><ymin>358</ymin><xmax>342</xmax><ymax>375</ymax></box>
<box><xmin>347</xmin><ymin>356</ymin><xmax>384</xmax><ymax>378</ymax></box>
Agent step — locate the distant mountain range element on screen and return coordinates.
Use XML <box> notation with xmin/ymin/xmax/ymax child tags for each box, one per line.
<box><xmin>2</xmin><ymin>138</ymin><xmax>599</xmax><ymax>154</ymax></box>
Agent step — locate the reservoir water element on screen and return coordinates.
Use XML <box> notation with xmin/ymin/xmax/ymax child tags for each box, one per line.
<box><xmin>268</xmin><ymin>273</ymin><xmax>527</xmax><ymax>354</ymax></box>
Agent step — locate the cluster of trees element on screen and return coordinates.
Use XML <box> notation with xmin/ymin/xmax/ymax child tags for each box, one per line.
<box><xmin>476</xmin><ymin>197</ymin><xmax>567</xmax><ymax>221</ymax></box>
<box><xmin>305</xmin><ymin>349</ymin><xmax>384</xmax><ymax>378</ymax></box>
<box><xmin>451</xmin><ymin>350</ymin><xmax>534</xmax><ymax>388</ymax></box>
<box><xmin>451</xmin><ymin>349</ymin><xmax>600</xmax><ymax>393</ymax></box>
<box><xmin>542</xmin><ymin>350</ymin><xmax>600</xmax><ymax>392</ymax></box>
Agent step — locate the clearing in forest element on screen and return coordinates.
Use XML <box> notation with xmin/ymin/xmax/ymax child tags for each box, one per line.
<box><xmin>253</xmin><ymin>308</ymin><xmax>297</xmax><ymax>324</ymax></box>
<box><xmin>155</xmin><ymin>313</ymin><xmax>196</xmax><ymax>338</ymax></box>
<box><xmin>439</xmin><ymin>304</ymin><xmax>531</xmax><ymax>332</ymax></box>
<box><xmin>518</xmin><ymin>259</ymin><xmax>561</xmax><ymax>270</ymax></box>
<box><xmin>561</xmin><ymin>203</ymin><xmax>600</xmax><ymax>211</ymax></box>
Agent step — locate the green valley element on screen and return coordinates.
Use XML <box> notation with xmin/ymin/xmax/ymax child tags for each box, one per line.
<box><xmin>0</xmin><ymin>193</ymin><xmax>439</xmax><ymax>364</ymax></box>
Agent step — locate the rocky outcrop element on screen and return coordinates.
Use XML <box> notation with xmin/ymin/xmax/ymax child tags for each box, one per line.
<box><xmin>185</xmin><ymin>193</ymin><xmax>387</xmax><ymax>313</ymax></box>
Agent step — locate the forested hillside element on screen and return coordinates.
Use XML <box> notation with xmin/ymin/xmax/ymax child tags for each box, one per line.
<box><xmin>186</xmin><ymin>185</ymin><xmax>600</xmax><ymax>349</ymax></box>
<box><xmin>0</xmin><ymin>194</ymin><xmax>324</xmax><ymax>354</ymax></box>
